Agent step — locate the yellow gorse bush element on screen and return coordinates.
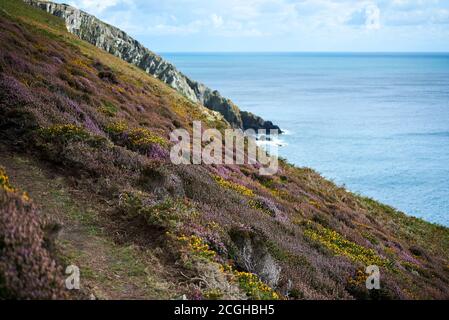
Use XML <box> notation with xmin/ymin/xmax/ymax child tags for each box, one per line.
<box><xmin>270</xmin><ymin>189</ymin><xmax>294</xmax><ymax>202</ymax></box>
<box><xmin>176</xmin><ymin>234</ymin><xmax>279</xmax><ymax>300</ymax></box>
<box><xmin>203</xmin><ymin>288</ymin><xmax>223</xmax><ymax>300</ymax></box>
<box><xmin>213</xmin><ymin>175</ymin><xmax>255</xmax><ymax>198</ymax></box>
<box><xmin>347</xmin><ymin>269</ymin><xmax>367</xmax><ymax>286</ymax></box>
<box><xmin>234</xmin><ymin>270</ymin><xmax>279</xmax><ymax>300</ymax></box>
<box><xmin>40</xmin><ymin>124</ymin><xmax>90</xmax><ymax>141</ymax></box>
<box><xmin>128</xmin><ymin>127</ymin><xmax>167</xmax><ymax>147</ymax></box>
<box><xmin>305</xmin><ymin>224</ymin><xmax>388</xmax><ymax>267</ymax></box>
<box><xmin>177</xmin><ymin>235</ymin><xmax>216</xmax><ymax>260</ymax></box>
<box><xmin>248</xmin><ymin>199</ymin><xmax>273</xmax><ymax>216</ymax></box>
<box><xmin>217</xmin><ymin>264</ymin><xmax>279</xmax><ymax>300</ymax></box>
<box><xmin>106</xmin><ymin>120</ymin><xmax>128</xmax><ymax>134</ymax></box>
<box><xmin>0</xmin><ymin>168</ymin><xmax>15</xmax><ymax>193</ymax></box>
<box><xmin>0</xmin><ymin>168</ymin><xmax>30</xmax><ymax>202</ymax></box>
<box><xmin>106</xmin><ymin>122</ymin><xmax>167</xmax><ymax>148</ymax></box>
<box><xmin>70</xmin><ymin>58</ymin><xmax>91</xmax><ymax>70</ymax></box>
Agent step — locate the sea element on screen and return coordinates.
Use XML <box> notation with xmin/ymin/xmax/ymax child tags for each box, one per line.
<box><xmin>161</xmin><ymin>52</ymin><xmax>449</xmax><ymax>226</ymax></box>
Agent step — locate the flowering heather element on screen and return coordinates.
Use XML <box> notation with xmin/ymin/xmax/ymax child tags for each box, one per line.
<box><xmin>210</xmin><ymin>165</ymin><xmax>232</xmax><ymax>179</ymax></box>
<box><xmin>0</xmin><ymin>74</ymin><xmax>33</xmax><ymax>106</ymax></box>
<box><xmin>55</xmin><ymin>93</ymin><xmax>84</xmax><ymax>115</ymax></box>
<box><xmin>185</xmin><ymin>222</ymin><xmax>228</xmax><ymax>256</ymax></box>
<box><xmin>1</xmin><ymin>52</ymin><xmax>34</xmax><ymax>74</ymax></box>
<box><xmin>146</xmin><ymin>143</ymin><xmax>170</xmax><ymax>160</ymax></box>
<box><xmin>0</xmin><ymin>168</ymin><xmax>65</xmax><ymax>299</ymax></box>
<box><xmin>106</xmin><ymin>122</ymin><xmax>169</xmax><ymax>159</ymax></box>
<box><xmin>83</xmin><ymin>115</ymin><xmax>103</xmax><ymax>136</ymax></box>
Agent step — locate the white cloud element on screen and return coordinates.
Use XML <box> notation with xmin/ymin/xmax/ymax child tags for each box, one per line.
<box><xmin>365</xmin><ymin>4</ymin><xmax>381</xmax><ymax>30</ymax></box>
<box><xmin>68</xmin><ymin>0</ymin><xmax>130</xmax><ymax>14</ymax></box>
<box><xmin>210</xmin><ymin>14</ymin><xmax>224</xmax><ymax>28</ymax></box>
<box><xmin>56</xmin><ymin>0</ymin><xmax>449</xmax><ymax>51</ymax></box>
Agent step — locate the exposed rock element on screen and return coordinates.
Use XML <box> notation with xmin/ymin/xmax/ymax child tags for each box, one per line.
<box><xmin>23</xmin><ymin>0</ymin><xmax>281</xmax><ymax>132</ymax></box>
<box><xmin>230</xmin><ymin>229</ymin><xmax>282</xmax><ymax>288</ymax></box>
<box><xmin>140</xmin><ymin>166</ymin><xmax>185</xmax><ymax>199</ymax></box>
<box><xmin>241</xmin><ymin>111</ymin><xmax>282</xmax><ymax>132</ymax></box>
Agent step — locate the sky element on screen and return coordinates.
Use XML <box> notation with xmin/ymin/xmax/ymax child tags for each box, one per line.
<box><xmin>63</xmin><ymin>0</ymin><xmax>449</xmax><ymax>52</ymax></box>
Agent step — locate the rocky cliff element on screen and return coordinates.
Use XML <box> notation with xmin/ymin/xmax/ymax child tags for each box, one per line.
<box><xmin>22</xmin><ymin>0</ymin><xmax>281</xmax><ymax>132</ymax></box>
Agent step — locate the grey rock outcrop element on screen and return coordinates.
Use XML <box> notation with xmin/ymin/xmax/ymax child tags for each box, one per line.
<box><xmin>23</xmin><ymin>0</ymin><xmax>281</xmax><ymax>132</ymax></box>
<box><xmin>230</xmin><ymin>229</ymin><xmax>281</xmax><ymax>288</ymax></box>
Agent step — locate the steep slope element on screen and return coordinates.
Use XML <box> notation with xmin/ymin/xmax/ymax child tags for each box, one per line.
<box><xmin>1</xmin><ymin>0</ymin><xmax>449</xmax><ymax>300</ymax></box>
<box><xmin>22</xmin><ymin>0</ymin><xmax>280</xmax><ymax>132</ymax></box>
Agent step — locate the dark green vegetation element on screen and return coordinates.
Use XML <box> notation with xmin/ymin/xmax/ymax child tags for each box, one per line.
<box><xmin>1</xmin><ymin>0</ymin><xmax>449</xmax><ymax>300</ymax></box>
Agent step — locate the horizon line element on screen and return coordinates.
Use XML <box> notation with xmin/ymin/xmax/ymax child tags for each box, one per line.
<box><xmin>158</xmin><ymin>51</ymin><xmax>449</xmax><ymax>54</ymax></box>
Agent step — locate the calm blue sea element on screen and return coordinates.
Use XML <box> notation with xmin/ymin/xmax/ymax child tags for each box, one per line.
<box><xmin>161</xmin><ymin>52</ymin><xmax>449</xmax><ymax>226</ymax></box>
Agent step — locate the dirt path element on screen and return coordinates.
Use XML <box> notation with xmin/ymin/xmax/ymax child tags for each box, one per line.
<box><xmin>0</xmin><ymin>148</ymin><xmax>178</xmax><ymax>299</ymax></box>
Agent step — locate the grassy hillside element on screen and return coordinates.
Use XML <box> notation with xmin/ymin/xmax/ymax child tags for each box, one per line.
<box><xmin>1</xmin><ymin>0</ymin><xmax>448</xmax><ymax>300</ymax></box>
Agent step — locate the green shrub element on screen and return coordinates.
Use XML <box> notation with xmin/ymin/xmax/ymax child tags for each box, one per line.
<box><xmin>119</xmin><ymin>192</ymin><xmax>196</xmax><ymax>230</ymax></box>
<box><xmin>141</xmin><ymin>198</ymin><xmax>195</xmax><ymax>229</ymax></box>
<box><xmin>100</xmin><ymin>101</ymin><xmax>118</xmax><ymax>117</ymax></box>
<box><xmin>203</xmin><ymin>288</ymin><xmax>223</xmax><ymax>300</ymax></box>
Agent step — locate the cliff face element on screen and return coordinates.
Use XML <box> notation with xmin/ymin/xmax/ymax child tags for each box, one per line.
<box><xmin>22</xmin><ymin>0</ymin><xmax>280</xmax><ymax>132</ymax></box>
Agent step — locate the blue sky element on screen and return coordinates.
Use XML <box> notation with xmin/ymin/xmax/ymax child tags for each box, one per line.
<box><xmin>64</xmin><ymin>0</ymin><xmax>449</xmax><ymax>52</ymax></box>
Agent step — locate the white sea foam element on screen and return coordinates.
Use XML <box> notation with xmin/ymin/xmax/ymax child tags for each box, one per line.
<box><xmin>255</xmin><ymin>134</ymin><xmax>288</xmax><ymax>148</ymax></box>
